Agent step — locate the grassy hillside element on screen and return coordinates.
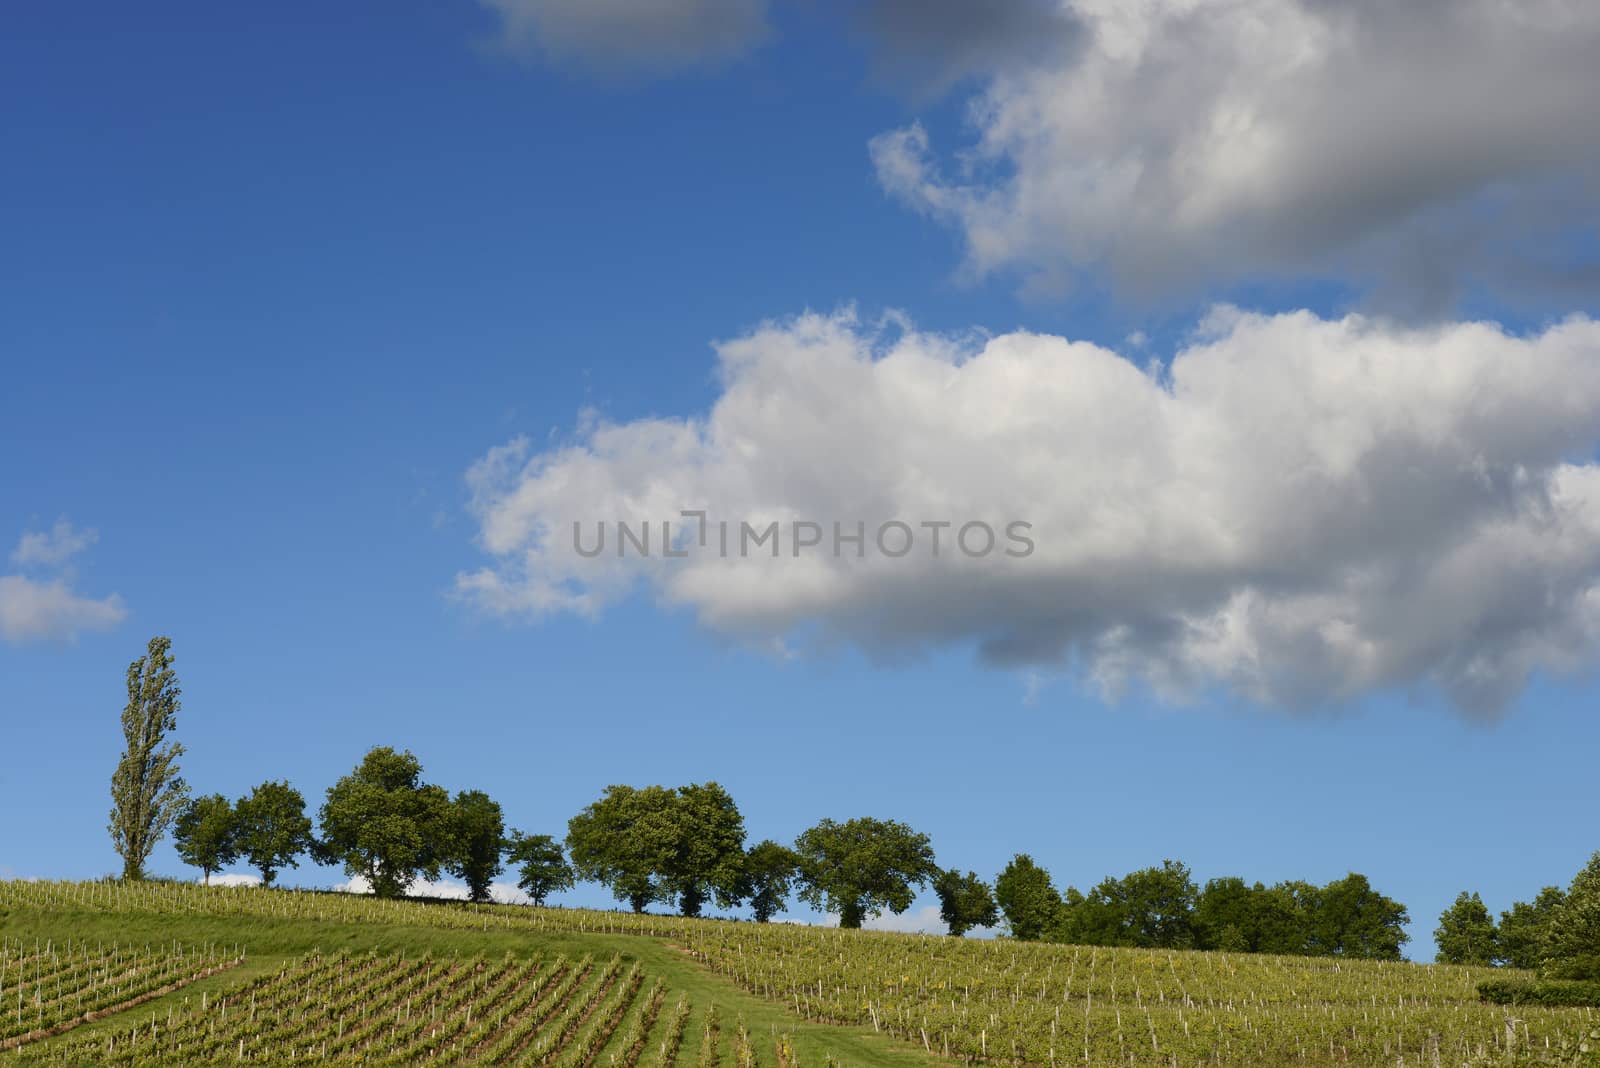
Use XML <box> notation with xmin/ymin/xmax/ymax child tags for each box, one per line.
<box><xmin>0</xmin><ymin>880</ymin><xmax>938</xmax><ymax>1068</ymax></box>
<box><xmin>1</xmin><ymin>880</ymin><xmax>1596</xmax><ymax>1066</ymax></box>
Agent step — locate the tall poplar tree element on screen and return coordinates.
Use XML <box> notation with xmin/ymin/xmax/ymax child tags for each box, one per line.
<box><xmin>109</xmin><ymin>636</ymin><xmax>189</xmax><ymax>880</ymax></box>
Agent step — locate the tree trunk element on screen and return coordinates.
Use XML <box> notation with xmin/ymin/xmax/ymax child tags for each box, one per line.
<box><xmin>680</xmin><ymin>886</ymin><xmax>705</xmax><ymax>918</ymax></box>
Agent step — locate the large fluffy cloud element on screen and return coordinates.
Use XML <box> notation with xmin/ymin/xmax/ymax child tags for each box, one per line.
<box><xmin>459</xmin><ymin>308</ymin><xmax>1600</xmax><ymax>718</ymax></box>
<box><xmin>478</xmin><ymin>0</ymin><xmax>769</xmax><ymax>72</ymax></box>
<box><xmin>1</xmin><ymin>521</ymin><xmax>125</xmax><ymax>644</ymax></box>
<box><xmin>872</xmin><ymin>0</ymin><xmax>1600</xmax><ymax>308</ymax></box>
<box><xmin>852</xmin><ymin>0</ymin><xmax>1084</xmax><ymax>95</ymax></box>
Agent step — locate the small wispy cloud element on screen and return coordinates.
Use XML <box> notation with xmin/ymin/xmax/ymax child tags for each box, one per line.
<box><xmin>11</xmin><ymin>519</ymin><xmax>97</xmax><ymax>567</ymax></box>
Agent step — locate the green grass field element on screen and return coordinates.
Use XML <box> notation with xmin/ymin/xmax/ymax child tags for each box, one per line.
<box><xmin>1</xmin><ymin>880</ymin><xmax>1595</xmax><ymax>1066</ymax></box>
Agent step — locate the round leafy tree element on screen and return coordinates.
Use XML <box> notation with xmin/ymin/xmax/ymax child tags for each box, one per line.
<box><xmin>793</xmin><ymin>816</ymin><xmax>936</xmax><ymax>929</ymax></box>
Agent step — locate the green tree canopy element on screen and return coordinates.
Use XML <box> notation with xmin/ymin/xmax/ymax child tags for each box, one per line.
<box><xmin>1117</xmin><ymin>859</ymin><xmax>1199</xmax><ymax>948</ymax></box>
<box><xmin>109</xmin><ymin>636</ymin><xmax>189</xmax><ymax>881</ymax></box>
<box><xmin>235</xmin><ymin>780</ymin><xmax>314</xmax><ymax>887</ymax></box>
<box><xmin>934</xmin><ymin>869</ymin><xmax>1000</xmax><ymax>937</ymax></box>
<box><xmin>793</xmin><ymin>817</ymin><xmax>937</xmax><ymax>929</ymax></box>
<box><xmin>1313</xmin><ymin>873</ymin><xmax>1410</xmax><ymax>960</ymax></box>
<box><xmin>447</xmin><ymin>790</ymin><xmax>506</xmax><ymax>904</ymax></box>
<box><xmin>1434</xmin><ymin>891</ymin><xmax>1499</xmax><ymax>965</ymax></box>
<box><xmin>1069</xmin><ymin>860</ymin><xmax>1198</xmax><ymax>949</ymax></box>
<box><xmin>663</xmin><ymin>782</ymin><xmax>746</xmax><ymax>917</ymax></box>
<box><xmin>566</xmin><ymin>782</ymin><xmax>747</xmax><ymax>916</ymax></box>
<box><xmin>315</xmin><ymin>747</ymin><xmax>454</xmax><ymax>898</ymax></box>
<box><xmin>1254</xmin><ymin>881</ymin><xmax>1318</xmax><ymax>955</ymax></box>
<box><xmin>1060</xmin><ymin>883</ymin><xmax>1132</xmax><ymax>946</ymax></box>
<box><xmin>567</xmin><ymin>784</ymin><xmax>679</xmax><ymax>912</ymax></box>
<box><xmin>173</xmin><ymin>793</ymin><xmax>237</xmax><ymax>885</ymax></box>
<box><xmin>1195</xmin><ymin>877</ymin><xmax>1260</xmax><ymax>952</ymax></box>
<box><xmin>506</xmin><ymin>832</ymin><xmax>575</xmax><ymax>907</ymax></box>
<box><xmin>1498</xmin><ymin>886</ymin><xmax>1566</xmax><ymax>969</ymax></box>
<box><xmin>994</xmin><ymin>855</ymin><xmax>1062</xmax><ymax>941</ymax></box>
<box><xmin>1054</xmin><ymin>886</ymin><xmax>1089</xmax><ymax>943</ymax></box>
<box><xmin>1195</xmin><ymin>878</ymin><xmax>1316</xmax><ymax>955</ymax></box>
<box><xmin>1039</xmin><ymin>864</ymin><xmax>1406</xmax><ymax>960</ymax></box>
<box><xmin>1544</xmin><ymin>852</ymin><xmax>1600</xmax><ymax>980</ymax></box>
<box><xmin>741</xmin><ymin>840</ymin><xmax>800</xmax><ymax>923</ymax></box>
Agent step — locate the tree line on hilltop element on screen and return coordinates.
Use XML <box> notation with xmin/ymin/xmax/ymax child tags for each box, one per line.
<box><xmin>106</xmin><ymin>635</ymin><xmax>1598</xmax><ymax>978</ymax></box>
<box><xmin>992</xmin><ymin>855</ymin><xmax>1412</xmax><ymax>959</ymax></box>
<box><xmin>1435</xmin><ymin>867</ymin><xmax>1600</xmax><ymax>980</ymax></box>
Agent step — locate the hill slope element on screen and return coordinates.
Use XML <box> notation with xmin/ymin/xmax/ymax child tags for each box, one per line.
<box><xmin>1</xmin><ymin>880</ymin><xmax>1596</xmax><ymax>1066</ymax></box>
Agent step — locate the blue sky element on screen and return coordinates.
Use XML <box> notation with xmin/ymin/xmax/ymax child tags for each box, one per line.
<box><xmin>3</xmin><ymin>1</ymin><xmax>1599</xmax><ymax>958</ymax></box>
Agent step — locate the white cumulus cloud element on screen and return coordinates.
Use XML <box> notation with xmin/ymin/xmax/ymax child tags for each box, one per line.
<box><xmin>459</xmin><ymin>307</ymin><xmax>1600</xmax><ymax>719</ymax></box>
<box><xmin>334</xmin><ymin>874</ymin><xmax>532</xmax><ymax>905</ymax></box>
<box><xmin>872</xmin><ymin>0</ymin><xmax>1600</xmax><ymax>309</ymax></box>
<box><xmin>1</xmin><ymin>522</ymin><xmax>126</xmax><ymax>644</ymax></box>
<box><xmin>208</xmin><ymin>873</ymin><xmax>263</xmax><ymax>888</ymax></box>
<box><xmin>0</xmin><ymin>576</ymin><xmax>126</xmax><ymax>643</ymax></box>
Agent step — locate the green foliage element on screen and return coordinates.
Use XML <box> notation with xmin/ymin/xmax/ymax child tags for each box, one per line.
<box><xmin>1063</xmin><ymin>859</ymin><xmax>1198</xmax><ymax>949</ymax></box>
<box><xmin>1500</xmin><ymin>887</ymin><xmax>1566</xmax><ymax>969</ymax></box>
<box><xmin>993</xmin><ymin>854</ymin><xmax>1061</xmax><ymax>941</ymax></box>
<box><xmin>567</xmin><ymin>784</ymin><xmax>676</xmax><ymax>912</ymax></box>
<box><xmin>315</xmin><ymin>746</ymin><xmax>454</xmax><ymax>898</ymax></box>
<box><xmin>1215</xmin><ymin>924</ymin><xmax>1250</xmax><ymax>953</ymax></box>
<box><xmin>1477</xmin><ymin>977</ymin><xmax>1534</xmax><ymax>1003</ymax></box>
<box><xmin>172</xmin><ymin>793</ymin><xmax>238</xmax><ymax>884</ymax></box>
<box><xmin>109</xmin><ymin>635</ymin><xmax>189</xmax><ymax>881</ymax></box>
<box><xmin>1253</xmin><ymin>881</ymin><xmax>1319</xmax><ymax>954</ymax></box>
<box><xmin>1045</xmin><ymin>866</ymin><xmax>1406</xmax><ymax>961</ymax></box>
<box><xmin>1436</xmin><ymin>890</ymin><xmax>1500</xmax><ymax>965</ymax></box>
<box><xmin>446</xmin><ymin>789</ymin><xmax>506</xmax><ymax>903</ymax></box>
<box><xmin>1193</xmin><ymin>877</ymin><xmax>1306</xmax><ymax>954</ymax></box>
<box><xmin>1478</xmin><ymin>978</ymin><xmax>1600</xmax><ymax>1007</ymax></box>
<box><xmin>742</xmin><ymin>839</ymin><xmax>800</xmax><ymax>923</ymax></box>
<box><xmin>1545</xmin><ymin>853</ymin><xmax>1600</xmax><ymax>979</ymax></box>
<box><xmin>1311</xmin><ymin>872</ymin><xmax>1410</xmax><ymax>960</ymax></box>
<box><xmin>566</xmin><ymin>782</ymin><xmax>747</xmax><ymax>916</ymax></box>
<box><xmin>666</xmin><ymin>782</ymin><xmax>748</xmax><ymax>916</ymax></box>
<box><xmin>1192</xmin><ymin>876</ymin><xmax>1251</xmax><ymax>949</ymax></box>
<box><xmin>1052</xmin><ymin>885</ymin><xmax>1088</xmax><ymax>940</ymax></box>
<box><xmin>505</xmin><ymin>831</ymin><xmax>574</xmax><ymax>905</ymax></box>
<box><xmin>793</xmin><ymin>817</ymin><xmax>936</xmax><ymax>929</ymax></box>
<box><xmin>234</xmin><ymin>779</ymin><xmax>313</xmax><ymax>887</ymax></box>
<box><xmin>932</xmin><ymin>869</ymin><xmax>999</xmax><ymax>937</ymax></box>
